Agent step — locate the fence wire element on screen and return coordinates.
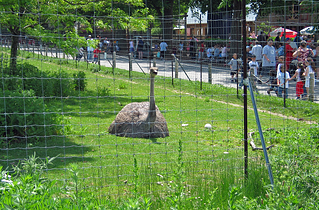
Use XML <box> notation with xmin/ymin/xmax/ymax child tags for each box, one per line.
<box><xmin>0</xmin><ymin>0</ymin><xmax>319</xmax><ymax>199</ymax></box>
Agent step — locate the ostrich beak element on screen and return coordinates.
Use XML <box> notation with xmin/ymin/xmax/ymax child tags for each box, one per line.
<box><xmin>150</xmin><ymin>67</ymin><xmax>158</xmax><ymax>75</ymax></box>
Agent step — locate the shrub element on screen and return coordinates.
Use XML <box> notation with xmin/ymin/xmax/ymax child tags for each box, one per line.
<box><xmin>0</xmin><ymin>63</ymin><xmax>74</xmax><ymax>97</ymax></box>
<box><xmin>0</xmin><ymin>89</ymin><xmax>60</xmax><ymax>146</ymax></box>
<box><xmin>48</xmin><ymin>70</ymin><xmax>75</xmax><ymax>97</ymax></box>
<box><xmin>73</xmin><ymin>71</ymin><xmax>87</xmax><ymax>91</ymax></box>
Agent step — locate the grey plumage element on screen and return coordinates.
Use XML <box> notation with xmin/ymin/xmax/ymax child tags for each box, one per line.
<box><xmin>108</xmin><ymin>67</ymin><xmax>169</xmax><ymax>138</ymax></box>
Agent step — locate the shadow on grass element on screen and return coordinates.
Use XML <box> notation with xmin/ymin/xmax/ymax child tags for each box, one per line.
<box><xmin>0</xmin><ymin>135</ymin><xmax>94</xmax><ymax>170</ymax></box>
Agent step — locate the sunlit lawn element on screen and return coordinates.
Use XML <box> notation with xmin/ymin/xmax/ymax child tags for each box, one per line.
<box><xmin>1</xmin><ymin>50</ymin><xmax>318</xmax><ymax>201</ymax></box>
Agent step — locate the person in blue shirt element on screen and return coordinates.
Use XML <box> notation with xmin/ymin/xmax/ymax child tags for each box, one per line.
<box><xmin>160</xmin><ymin>41</ymin><xmax>168</xmax><ymax>60</ymax></box>
<box><xmin>262</xmin><ymin>39</ymin><xmax>276</xmax><ymax>78</ymax></box>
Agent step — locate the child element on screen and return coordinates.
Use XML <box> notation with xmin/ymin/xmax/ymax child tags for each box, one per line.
<box><xmin>304</xmin><ymin>58</ymin><xmax>316</xmax><ymax>98</ymax></box>
<box><xmin>276</xmin><ymin>56</ymin><xmax>287</xmax><ymax>75</ymax></box>
<box><xmin>276</xmin><ymin>65</ymin><xmax>290</xmax><ymax>98</ymax></box>
<box><xmin>249</xmin><ymin>55</ymin><xmax>259</xmax><ymax>76</ymax></box>
<box><xmin>228</xmin><ymin>53</ymin><xmax>240</xmax><ymax>82</ymax></box>
<box><xmin>93</xmin><ymin>46</ymin><xmax>101</xmax><ymax>64</ymax></box>
<box><xmin>265</xmin><ymin>70</ymin><xmax>278</xmax><ymax>95</ymax></box>
<box><xmin>288</xmin><ymin>62</ymin><xmax>305</xmax><ymax>99</ymax></box>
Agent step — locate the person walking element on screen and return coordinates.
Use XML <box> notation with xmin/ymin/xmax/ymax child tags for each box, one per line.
<box><xmin>87</xmin><ymin>35</ymin><xmax>94</xmax><ymax>62</ymax></box>
<box><xmin>129</xmin><ymin>39</ymin><xmax>134</xmax><ymax>56</ymax></box>
<box><xmin>228</xmin><ymin>53</ymin><xmax>240</xmax><ymax>82</ymax></box>
<box><xmin>198</xmin><ymin>41</ymin><xmax>204</xmax><ymax>60</ymax></box>
<box><xmin>178</xmin><ymin>42</ymin><xmax>183</xmax><ymax>57</ymax></box>
<box><xmin>160</xmin><ymin>40</ymin><xmax>168</xmax><ymax>60</ymax></box>
<box><xmin>93</xmin><ymin>46</ymin><xmax>101</xmax><ymax>64</ymax></box>
<box><xmin>288</xmin><ymin>62</ymin><xmax>305</xmax><ymax>99</ymax></box>
<box><xmin>137</xmin><ymin>37</ymin><xmax>144</xmax><ymax>59</ymax></box>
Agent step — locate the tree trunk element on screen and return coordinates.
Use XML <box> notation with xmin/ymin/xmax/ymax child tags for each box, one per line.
<box><xmin>162</xmin><ymin>1</ymin><xmax>174</xmax><ymax>52</ymax></box>
<box><xmin>229</xmin><ymin>0</ymin><xmax>242</xmax><ymax>57</ymax></box>
<box><xmin>10</xmin><ymin>35</ymin><xmax>19</xmax><ymax>74</ymax></box>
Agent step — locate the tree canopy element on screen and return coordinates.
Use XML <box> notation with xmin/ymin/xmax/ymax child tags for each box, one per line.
<box><xmin>0</xmin><ymin>0</ymin><xmax>152</xmax><ymax>71</ymax></box>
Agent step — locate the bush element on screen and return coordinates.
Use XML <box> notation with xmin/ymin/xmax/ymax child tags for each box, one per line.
<box><xmin>73</xmin><ymin>71</ymin><xmax>87</xmax><ymax>91</ymax></box>
<box><xmin>0</xmin><ymin>63</ymin><xmax>75</xmax><ymax>97</ymax></box>
<box><xmin>0</xmin><ymin>89</ymin><xmax>60</xmax><ymax>146</ymax></box>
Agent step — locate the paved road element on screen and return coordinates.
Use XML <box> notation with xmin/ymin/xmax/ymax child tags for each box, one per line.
<box><xmin>26</xmin><ymin>46</ymin><xmax>318</xmax><ymax>103</ymax></box>
<box><xmin>96</xmin><ymin>53</ymin><xmax>319</xmax><ymax>103</ymax></box>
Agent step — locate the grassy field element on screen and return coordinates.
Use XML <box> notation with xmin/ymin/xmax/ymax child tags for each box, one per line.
<box><xmin>1</xmin><ymin>48</ymin><xmax>319</xmax><ymax>208</ymax></box>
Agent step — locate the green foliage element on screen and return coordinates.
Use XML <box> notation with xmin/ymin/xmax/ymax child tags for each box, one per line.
<box><xmin>0</xmin><ymin>63</ymin><xmax>75</xmax><ymax>97</ymax></box>
<box><xmin>0</xmin><ymin>153</ymin><xmax>59</xmax><ymax>209</ymax></box>
<box><xmin>73</xmin><ymin>71</ymin><xmax>87</xmax><ymax>91</ymax></box>
<box><xmin>257</xmin><ymin>22</ymin><xmax>273</xmax><ymax>34</ymax></box>
<box><xmin>0</xmin><ymin>89</ymin><xmax>60</xmax><ymax>146</ymax></box>
<box><xmin>1</xmin><ymin>46</ymin><xmax>319</xmax><ymax>208</ymax></box>
<box><xmin>118</xmin><ymin>82</ymin><xmax>128</xmax><ymax>90</ymax></box>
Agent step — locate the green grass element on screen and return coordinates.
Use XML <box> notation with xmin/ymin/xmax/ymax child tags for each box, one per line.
<box><xmin>1</xmin><ymin>47</ymin><xmax>319</xmax><ymax>208</ymax></box>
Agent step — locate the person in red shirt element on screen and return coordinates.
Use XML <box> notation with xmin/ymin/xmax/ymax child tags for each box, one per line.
<box><xmin>93</xmin><ymin>46</ymin><xmax>101</xmax><ymax>64</ymax></box>
<box><xmin>285</xmin><ymin>38</ymin><xmax>294</xmax><ymax>70</ymax></box>
<box><xmin>198</xmin><ymin>41</ymin><xmax>205</xmax><ymax>60</ymax></box>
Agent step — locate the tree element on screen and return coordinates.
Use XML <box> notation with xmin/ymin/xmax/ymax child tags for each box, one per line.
<box><xmin>0</xmin><ymin>0</ymin><xmax>151</xmax><ymax>72</ymax></box>
<box><xmin>145</xmin><ymin>0</ymin><xmax>191</xmax><ymax>44</ymax></box>
<box><xmin>0</xmin><ymin>0</ymin><xmax>82</xmax><ymax>72</ymax></box>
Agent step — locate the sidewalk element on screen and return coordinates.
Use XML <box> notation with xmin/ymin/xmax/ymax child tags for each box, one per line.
<box><xmin>25</xmin><ymin>45</ymin><xmax>318</xmax><ymax>103</ymax></box>
<box><xmin>97</xmin><ymin>54</ymin><xmax>319</xmax><ymax>103</ymax></box>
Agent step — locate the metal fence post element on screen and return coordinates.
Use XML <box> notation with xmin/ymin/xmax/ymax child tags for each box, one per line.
<box><xmin>175</xmin><ymin>55</ymin><xmax>178</xmax><ymax>78</ymax></box>
<box><xmin>129</xmin><ymin>53</ymin><xmax>132</xmax><ymax>78</ymax></box>
<box><xmin>112</xmin><ymin>51</ymin><xmax>116</xmax><ymax>74</ymax></box>
<box><xmin>208</xmin><ymin>63</ymin><xmax>212</xmax><ymax>84</ymax></box>
<box><xmin>153</xmin><ymin>55</ymin><xmax>156</xmax><ymax>67</ymax></box>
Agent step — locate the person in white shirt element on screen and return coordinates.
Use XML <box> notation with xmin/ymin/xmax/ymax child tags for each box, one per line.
<box><xmin>87</xmin><ymin>35</ymin><xmax>94</xmax><ymax>62</ymax></box>
<box><xmin>304</xmin><ymin>58</ymin><xmax>316</xmax><ymax>98</ymax></box>
<box><xmin>251</xmin><ymin>40</ymin><xmax>263</xmax><ymax>65</ymax></box>
<box><xmin>288</xmin><ymin>62</ymin><xmax>305</xmax><ymax>99</ymax></box>
<box><xmin>129</xmin><ymin>40</ymin><xmax>134</xmax><ymax>54</ymax></box>
<box><xmin>249</xmin><ymin>55</ymin><xmax>259</xmax><ymax>76</ymax></box>
<box><xmin>276</xmin><ymin>65</ymin><xmax>290</xmax><ymax>98</ymax></box>
<box><xmin>221</xmin><ymin>45</ymin><xmax>228</xmax><ymax>58</ymax></box>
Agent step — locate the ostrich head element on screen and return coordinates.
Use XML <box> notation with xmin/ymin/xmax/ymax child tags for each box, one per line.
<box><xmin>150</xmin><ymin>67</ymin><xmax>158</xmax><ymax>78</ymax></box>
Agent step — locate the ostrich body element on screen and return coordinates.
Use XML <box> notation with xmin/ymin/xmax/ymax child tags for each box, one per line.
<box><xmin>108</xmin><ymin>67</ymin><xmax>169</xmax><ymax>138</ymax></box>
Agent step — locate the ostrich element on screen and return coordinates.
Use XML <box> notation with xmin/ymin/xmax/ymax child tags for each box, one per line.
<box><xmin>108</xmin><ymin>67</ymin><xmax>169</xmax><ymax>138</ymax></box>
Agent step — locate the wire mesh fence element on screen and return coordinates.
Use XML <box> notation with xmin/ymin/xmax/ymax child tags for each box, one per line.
<box><xmin>0</xmin><ymin>0</ymin><xmax>319</xmax><ymax>206</ymax></box>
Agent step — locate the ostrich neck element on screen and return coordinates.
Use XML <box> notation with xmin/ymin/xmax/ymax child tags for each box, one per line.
<box><xmin>147</xmin><ymin>77</ymin><xmax>156</xmax><ymax>122</ymax></box>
